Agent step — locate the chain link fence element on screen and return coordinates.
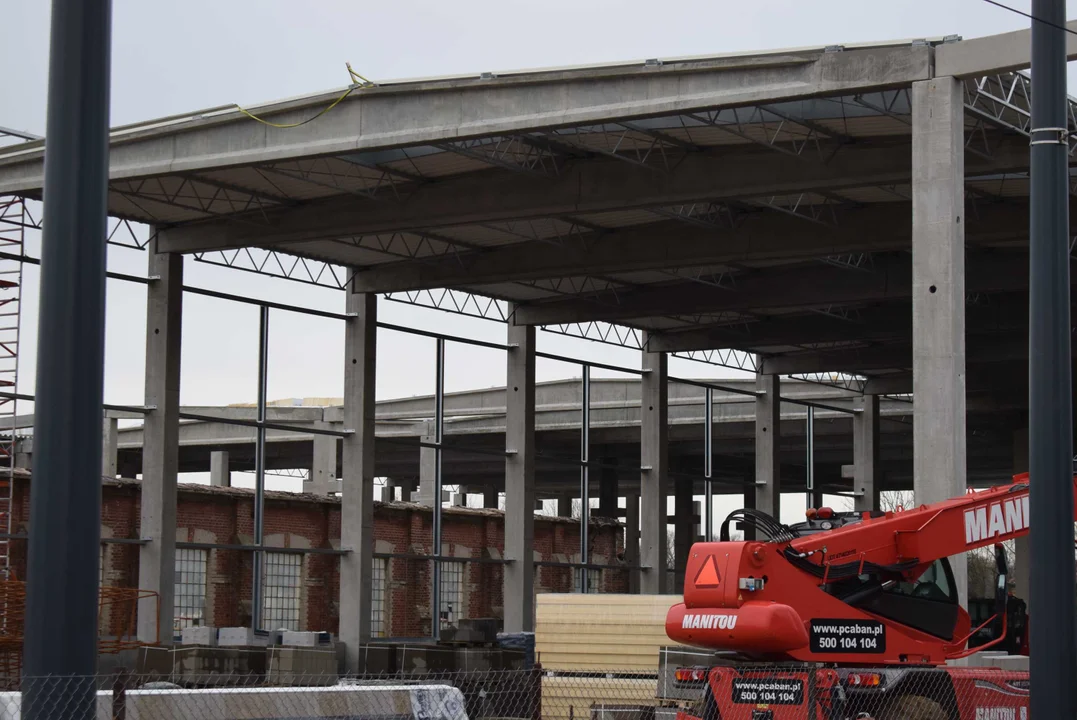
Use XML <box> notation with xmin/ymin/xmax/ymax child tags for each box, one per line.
<box><xmin>0</xmin><ymin>661</ymin><xmax>1031</xmax><ymax>720</ymax></box>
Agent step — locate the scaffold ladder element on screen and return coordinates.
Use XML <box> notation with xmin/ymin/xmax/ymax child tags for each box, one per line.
<box><xmin>0</xmin><ymin>198</ymin><xmax>25</xmax><ymax>579</ymax></box>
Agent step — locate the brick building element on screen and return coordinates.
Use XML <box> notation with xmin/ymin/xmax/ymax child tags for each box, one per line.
<box><xmin>8</xmin><ymin>475</ymin><xmax>627</xmax><ymax>640</ymax></box>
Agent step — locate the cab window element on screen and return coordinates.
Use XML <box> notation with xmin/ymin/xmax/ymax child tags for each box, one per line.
<box><xmin>886</xmin><ymin>559</ymin><xmax>957</xmax><ymax>604</ymax></box>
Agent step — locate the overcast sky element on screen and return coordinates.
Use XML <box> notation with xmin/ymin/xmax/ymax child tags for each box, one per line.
<box><xmin>0</xmin><ymin>1</ymin><xmax>1061</xmax><ymax>514</ymax></box>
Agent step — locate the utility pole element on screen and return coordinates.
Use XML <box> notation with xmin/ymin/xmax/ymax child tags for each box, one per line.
<box><xmin>1028</xmin><ymin>0</ymin><xmax>1076</xmax><ymax>716</ymax></box>
<box><xmin>22</xmin><ymin>1</ymin><xmax>112</xmax><ymax>719</ymax></box>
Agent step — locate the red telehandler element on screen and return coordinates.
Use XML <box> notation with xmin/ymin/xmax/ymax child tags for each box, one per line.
<box><xmin>662</xmin><ymin>472</ymin><xmax>1073</xmax><ymax>719</ymax></box>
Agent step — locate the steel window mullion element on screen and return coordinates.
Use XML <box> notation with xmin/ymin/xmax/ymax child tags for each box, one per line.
<box><xmin>704</xmin><ymin>387</ymin><xmax>713</xmax><ymax>542</ymax></box>
<box><xmin>579</xmin><ymin>364</ymin><xmax>590</xmax><ymax>593</ymax></box>
<box><xmin>252</xmin><ymin>306</ymin><xmax>269</xmax><ymax>630</ymax></box>
<box><xmin>431</xmin><ymin>337</ymin><xmax>445</xmax><ymax>640</ymax></box>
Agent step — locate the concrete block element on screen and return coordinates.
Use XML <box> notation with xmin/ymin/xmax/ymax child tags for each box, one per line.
<box><xmin>281</xmin><ymin>630</ymin><xmax>332</xmax><ymax>647</ymax></box>
<box><xmin>354</xmin><ymin>643</ymin><xmax>397</xmax><ymax>674</ymax></box>
<box><xmin>987</xmin><ymin>654</ymin><xmax>1029</xmax><ymax>671</ymax></box>
<box><xmin>398</xmin><ymin>645</ymin><xmax>457</xmax><ymax>674</ymax></box>
<box><xmin>180</xmin><ymin>626</ymin><xmax>216</xmax><ymax>646</ymax></box>
<box><xmin>267</xmin><ymin>647</ymin><xmax>337</xmax><ymax>686</ymax></box>
<box><xmin>137</xmin><ymin>646</ymin><xmax>268</xmax><ymax>686</ymax></box>
<box><xmin>217</xmin><ymin>627</ymin><xmax>270</xmax><ymax>647</ymax></box>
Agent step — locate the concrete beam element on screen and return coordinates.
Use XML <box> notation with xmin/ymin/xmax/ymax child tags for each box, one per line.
<box><xmin>339</xmin><ymin>290</ymin><xmax>377</xmax><ymax>669</ymax></box>
<box><xmin>504</xmin><ymin>307</ymin><xmax>536</xmax><ymax>632</ymax></box>
<box><xmin>650</xmin><ymin>290</ymin><xmax>1035</xmax><ymax>354</ymax></box>
<box><xmin>0</xmin><ymin>43</ymin><xmax>932</xmax><ymax>197</ymax></box>
<box><xmin>912</xmin><ymin>77</ymin><xmax>967</xmax><ymax>607</ymax></box>
<box><xmin>640</xmin><ymin>333</ymin><xmax>669</xmax><ymax>594</ymax></box>
<box><xmin>517</xmin><ymin>248</ymin><xmax>1031</xmax><ymax>327</ymax></box>
<box><xmin>138</xmin><ymin>241</ymin><xmax>183</xmax><ymax>643</ymax></box>
<box><xmin>935</xmin><ymin>20</ymin><xmax>1077</xmax><ymax>77</ymax></box>
<box><xmin>759</xmin><ymin>332</ymin><xmax>1031</xmax><ymax>375</ymax></box>
<box><xmin>154</xmin><ymin>133</ymin><xmax>1033</xmax><ymax>257</ymax></box>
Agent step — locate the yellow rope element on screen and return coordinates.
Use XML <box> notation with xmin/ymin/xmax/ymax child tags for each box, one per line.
<box><xmin>234</xmin><ymin>63</ymin><xmax>375</xmax><ymax>129</ymax></box>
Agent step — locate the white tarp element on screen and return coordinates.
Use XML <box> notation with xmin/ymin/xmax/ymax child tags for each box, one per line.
<box><xmin>0</xmin><ymin>682</ymin><xmax>470</xmax><ymax>720</ymax></box>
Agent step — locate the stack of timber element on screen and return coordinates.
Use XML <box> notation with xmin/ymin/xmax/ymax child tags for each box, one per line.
<box><xmin>536</xmin><ymin>594</ymin><xmax>681</xmax><ymax>720</ymax></box>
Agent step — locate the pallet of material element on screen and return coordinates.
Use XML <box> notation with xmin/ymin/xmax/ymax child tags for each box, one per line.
<box><xmin>541</xmin><ymin>675</ymin><xmax>658</xmax><ymax>720</ymax></box>
<box><xmin>535</xmin><ymin>594</ymin><xmax>680</xmax><ymax>672</ymax></box>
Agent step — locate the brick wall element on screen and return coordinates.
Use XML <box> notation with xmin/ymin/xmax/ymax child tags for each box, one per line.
<box><xmin>9</xmin><ymin>476</ymin><xmax>627</xmax><ymax>638</ymax></box>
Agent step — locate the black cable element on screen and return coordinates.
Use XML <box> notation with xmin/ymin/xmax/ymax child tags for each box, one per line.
<box><xmin>979</xmin><ymin>0</ymin><xmax>1077</xmax><ymax>36</ymax></box>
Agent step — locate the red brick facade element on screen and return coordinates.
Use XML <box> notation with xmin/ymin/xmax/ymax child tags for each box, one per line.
<box><xmin>9</xmin><ymin>477</ymin><xmax>627</xmax><ymax>639</ymax></box>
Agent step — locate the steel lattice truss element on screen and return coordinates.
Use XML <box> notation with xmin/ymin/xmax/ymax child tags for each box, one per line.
<box><xmin>963</xmin><ymin>70</ymin><xmax>1077</xmax><ymax>157</ymax></box>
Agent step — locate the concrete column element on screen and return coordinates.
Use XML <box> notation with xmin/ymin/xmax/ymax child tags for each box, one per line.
<box><xmin>598</xmin><ymin>457</ymin><xmax>618</xmax><ymax>518</ymax></box>
<box><xmin>101</xmin><ymin>416</ymin><xmax>117</xmax><ymax>479</ymax></box>
<box><xmin>853</xmin><ymin>395</ymin><xmax>880</xmax><ymax>512</ymax></box>
<box><xmin>641</xmin><ymin>334</ymin><xmax>669</xmax><ymax>594</ymax></box>
<box><xmin>208</xmin><ymin>450</ymin><xmax>229</xmax><ymax>488</ymax></box>
<box><xmin>741</xmin><ymin>481</ymin><xmax>756</xmax><ymax>541</ymax></box>
<box><xmin>625</xmin><ymin>493</ymin><xmax>641</xmax><ymax>593</ymax></box>
<box><xmin>1013</xmin><ymin>428</ymin><xmax>1030</xmax><ymax>602</ymax></box>
<box><xmin>673</xmin><ymin>476</ymin><xmax>693</xmax><ymax>594</ymax></box>
<box><xmin>912</xmin><ymin>76</ymin><xmax>967</xmax><ymax>605</ymax></box>
<box><xmin>755</xmin><ymin>373</ymin><xmax>780</xmax><ymax>520</ymax></box>
<box><xmin>483</xmin><ymin>488</ymin><xmax>499</xmax><ymax>510</ymax></box>
<box><xmin>416</xmin><ymin>422</ymin><xmax>437</xmax><ymax>506</ymax></box>
<box><xmin>556</xmin><ymin>494</ymin><xmax>574</xmax><ymax>518</ymax></box>
<box><xmin>339</xmin><ymin>290</ymin><xmax>377</xmax><ymax>669</ymax></box>
<box><xmin>379</xmin><ymin>478</ymin><xmax>397</xmax><ymax>503</ymax></box>
<box><xmin>137</xmin><ymin>243</ymin><xmax>182</xmax><ymax>643</ymax></box>
<box><xmin>400</xmin><ymin>479</ymin><xmax>414</xmax><ymax>503</ymax></box>
<box><xmin>504</xmin><ymin>313</ymin><xmax>536</xmax><ymax>632</ymax></box>
<box><xmin>306</xmin><ymin>436</ymin><xmax>338</xmax><ymax>496</ymax></box>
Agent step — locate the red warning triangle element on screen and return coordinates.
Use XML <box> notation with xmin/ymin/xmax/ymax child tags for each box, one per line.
<box><xmin>693</xmin><ymin>555</ymin><xmax>721</xmax><ymax>588</ymax></box>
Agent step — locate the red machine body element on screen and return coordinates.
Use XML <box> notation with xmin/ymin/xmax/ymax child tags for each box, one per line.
<box><xmin>663</xmin><ymin>473</ymin><xmax>1069</xmax><ymax>718</ymax></box>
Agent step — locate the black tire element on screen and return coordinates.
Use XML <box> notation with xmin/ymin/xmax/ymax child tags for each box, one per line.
<box><xmin>877</xmin><ymin>694</ymin><xmax>949</xmax><ymax>720</ymax></box>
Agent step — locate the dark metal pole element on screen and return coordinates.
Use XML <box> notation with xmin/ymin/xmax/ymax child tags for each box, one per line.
<box><xmin>23</xmin><ymin>1</ymin><xmax>111</xmax><ymax>717</ymax></box>
<box><xmin>805</xmin><ymin>406</ymin><xmax>815</xmax><ymax>510</ymax></box>
<box><xmin>1029</xmin><ymin>0</ymin><xmax>1076</xmax><ymax>716</ymax></box>
<box><xmin>251</xmin><ymin>306</ymin><xmax>269</xmax><ymax>629</ymax></box>
<box><xmin>579</xmin><ymin>365</ymin><xmax>591</xmax><ymax>592</ymax></box>
<box><xmin>704</xmin><ymin>388</ymin><xmax>713</xmax><ymax>542</ymax></box>
<box><xmin>431</xmin><ymin>338</ymin><xmax>445</xmax><ymax>639</ymax></box>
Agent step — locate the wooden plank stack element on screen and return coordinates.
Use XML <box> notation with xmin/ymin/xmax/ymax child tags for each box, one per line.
<box><xmin>535</xmin><ymin>594</ymin><xmax>682</xmax><ymax>720</ymax></box>
<box><xmin>535</xmin><ymin>594</ymin><xmax>681</xmax><ymax>671</ymax></box>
